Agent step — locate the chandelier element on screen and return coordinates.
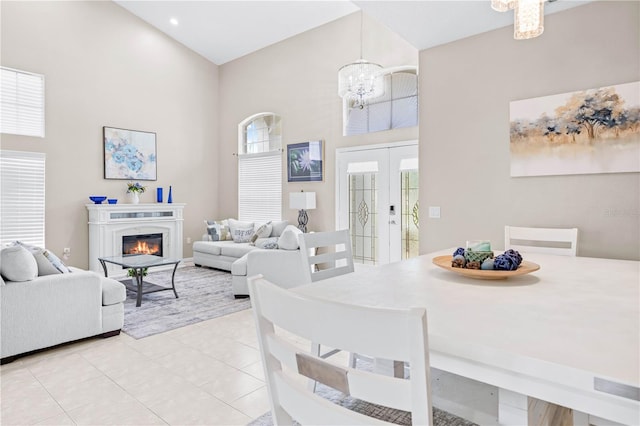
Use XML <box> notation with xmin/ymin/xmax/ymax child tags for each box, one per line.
<box><xmin>492</xmin><ymin>0</ymin><xmax>545</xmax><ymax>40</ymax></box>
<box><xmin>338</xmin><ymin>11</ymin><xmax>384</xmax><ymax>108</ymax></box>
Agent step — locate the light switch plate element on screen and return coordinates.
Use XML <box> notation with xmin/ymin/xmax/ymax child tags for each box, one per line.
<box><xmin>429</xmin><ymin>206</ymin><xmax>441</xmax><ymax>219</ymax></box>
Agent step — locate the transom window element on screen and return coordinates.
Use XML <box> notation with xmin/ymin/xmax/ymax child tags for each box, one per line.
<box><xmin>344</xmin><ymin>68</ymin><xmax>418</xmax><ymax>136</ymax></box>
<box><xmin>242</xmin><ymin>113</ymin><xmax>282</xmax><ymax>154</ymax></box>
<box><xmin>0</xmin><ymin>67</ymin><xmax>45</xmax><ymax>138</ymax></box>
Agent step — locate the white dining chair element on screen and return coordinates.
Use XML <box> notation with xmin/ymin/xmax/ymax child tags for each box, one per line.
<box><xmin>504</xmin><ymin>226</ymin><xmax>578</xmax><ymax>256</ymax></box>
<box><xmin>298</xmin><ymin>229</ymin><xmax>355</xmax><ymax>283</ymax></box>
<box><xmin>248</xmin><ymin>274</ymin><xmax>433</xmax><ymax>425</ymax></box>
<box><xmin>298</xmin><ymin>230</ymin><xmax>358</xmax><ymax>387</ymax></box>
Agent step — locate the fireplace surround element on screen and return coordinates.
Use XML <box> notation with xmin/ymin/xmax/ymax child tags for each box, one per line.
<box><xmin>86</xmin><ymin>203</ymin><xmax>184</xmax><ymax>276</ymax></box>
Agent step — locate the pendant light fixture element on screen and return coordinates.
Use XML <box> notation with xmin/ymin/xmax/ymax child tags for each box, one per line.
<box><xmin>492</xmin><ymin>0</ymin><xmax>545</xmax><ymax>40</ymax></box>
<box><xmin>338</xmin><ymin>11</ymin><xmax>384</xmax><ymax>108</ymax></box>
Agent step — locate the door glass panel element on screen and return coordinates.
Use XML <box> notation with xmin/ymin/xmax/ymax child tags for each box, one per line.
<box><xmin>349</xmin><ymin>173</ymin><xmax>378</xmax><ymax>264</ymax></box>
<box><xmin>401</xmin><ymin>170</ymin><xmax>419</xmax><ymax>260</ymax></box>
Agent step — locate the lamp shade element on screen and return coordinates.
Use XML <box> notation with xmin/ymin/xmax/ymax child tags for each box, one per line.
<box><xmin>289</xmin><ymin>192</ymin><xmax>316</xmax><ymax>210</ymax></box>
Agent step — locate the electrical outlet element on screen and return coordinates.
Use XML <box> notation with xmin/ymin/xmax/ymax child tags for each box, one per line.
<box><xmin>63</xmin><ymin>247</ymin><xmax>71</xmax><ymax>255</ymax></box>
<box><xmin>186</xmin><ymin>237</ymin><xmax>192</xmax><ymax>244</ymax></box>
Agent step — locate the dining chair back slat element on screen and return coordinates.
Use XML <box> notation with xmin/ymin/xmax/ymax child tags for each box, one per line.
<box><xmin>298</xmin><ymin>229</ymin><xmax>355</xmax><ymax>283</ymax></box>
<box><xmin>504</xmin><ymin>226</ymin><xmax>578</xmax><ymax>256</ymax></box>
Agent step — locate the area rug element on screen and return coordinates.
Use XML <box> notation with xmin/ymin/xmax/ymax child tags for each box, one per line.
<box><xmin>247</xmin><ymin>382</ymin><xmax>477</xmax><ymax>426</ymax></box>
<box><xmin>247</xmin><ymin>358</ymin><xmax>478</xmax><ymax>426</ymax></box>
<box><xmin>121</xmin><ymin>266</ymin><xmax>251</xmax><ymax>339</ymax></box>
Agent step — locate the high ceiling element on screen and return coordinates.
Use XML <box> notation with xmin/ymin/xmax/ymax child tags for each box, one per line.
<box><xmin>114</xmin><ymin>1</ymin><xmax>592</xmax><ymax>65</ymax></box>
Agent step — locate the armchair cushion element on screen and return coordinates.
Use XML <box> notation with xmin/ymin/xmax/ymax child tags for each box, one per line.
<box><xmin>101</xmin><ymin>277</ymin><xmax>127</xmax><ymax>306</ymax></box>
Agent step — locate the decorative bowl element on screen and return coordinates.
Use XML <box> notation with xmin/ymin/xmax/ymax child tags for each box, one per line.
<box><xmin>89</xmin><ymin>196</ymin><xmax>107</xmax><ymax>204</ymax></box>
<box><xmin>432</xmin><ymin>255</ymin><xmax>540</xmax><ymax>280</ymax></box>
<box><xmin>107</xmin><ymin>199</ymin><xmax>118</xmax><ymax>204</ymax></box>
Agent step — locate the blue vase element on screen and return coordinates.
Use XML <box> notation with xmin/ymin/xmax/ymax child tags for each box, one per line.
<box><xmin>156</xmin><ymin>187</ymin><xmax>163</xmax><ymax>203</ymax></box>
<box><xmin>168</xmin><ymin>186</ymin><xmax>173</xmax><ymax>203</ymax></box>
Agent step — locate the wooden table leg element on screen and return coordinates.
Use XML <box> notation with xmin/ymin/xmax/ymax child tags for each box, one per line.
<box><xmin>528</xmin><ymin>397</ymin><xmax>573</xmax><ymax>426</ymax></box>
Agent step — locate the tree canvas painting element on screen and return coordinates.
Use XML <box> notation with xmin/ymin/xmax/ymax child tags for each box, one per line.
<box><xmin>510</xmin><ymin>81</ymin><xmax>640</xmax><ymax>177</ymax></box>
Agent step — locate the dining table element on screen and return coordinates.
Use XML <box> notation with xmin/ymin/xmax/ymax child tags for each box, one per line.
<box><xmin>292</xmin><ymin>248</ymin><xmax>640</xmax><ymax>425</ymax></box>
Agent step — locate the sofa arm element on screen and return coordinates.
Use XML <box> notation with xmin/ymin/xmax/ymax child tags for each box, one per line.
<box><xmin>0</xmin><ymin>270</ymin><xmax>104</xmax><ymax>358</ymax></box>
<box><xmin>245</xmin><ymin>249</ymin><xmax>310</xmax><ymax>289</ymax></box>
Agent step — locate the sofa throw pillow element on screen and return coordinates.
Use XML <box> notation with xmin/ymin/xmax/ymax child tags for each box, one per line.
<box><xmin>0</xmin><ymin>245</ymin><xmax>38</xmax><ymax>282</ymax></box>
<box><xmin>251</xmin><ymin>222</ymin><xmax>273</xmax><ymax>244</ymax></box>
<box><xmin>219</xmin><ymin>220</ymin><xmax>232</xmax><ymax>241</ymax></box>
<box><xmin>270</xmin><ymin>220</ymin><xmax>289</xmax><ymax>238</ymax></box>
<box><xmin>255</xmin><ymin>237</ymin><xmax>279</xmax><ymax>249</ymax></box>
<box><xmin>14</xmin><ymin>241</ymin><xmax>61</xmax><ymax>276</ymax></box>
<box><xmin>205</xmin><ymin>220</ymin><xmax>231</xmax><ymax>241</ymax></box>
<box><xmin>228</xmin><ymin>219</ymin><xmax>255</xmax><ymax>243</ymax></box>
<box><xmin>278</xmin><ymin>225</ymin><xmax>303</xmax><ymax>250</ymax></box>
<box><xmin>204</xmin><ymin>220</ymin><xmax>220</xmax><ymax>241</ymax></box>
<box><xmin>42</xmin><ymin>249</ymin><xmax>71</xmax><ymax>273</ymax></box>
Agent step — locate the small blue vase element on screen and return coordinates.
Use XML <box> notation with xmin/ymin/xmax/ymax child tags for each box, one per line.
<box><xmin>156</xmin><ymin>187</ymin><xmax>163</xmax><ymax>203</ymax></box>
<box><xmin>168</xmin><ymin>186</ymin><xmax>173</xmax><ymax>204</ymax></box>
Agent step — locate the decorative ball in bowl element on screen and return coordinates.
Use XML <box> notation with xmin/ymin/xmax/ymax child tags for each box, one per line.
<box><xmin>89</xmin><ymin>196</ymin><xmax>107</xmax><ymax>204</ymax></box>
<box><xmin>107</xmin><ymin>199</ymin><xmax>118</xmax><ymax>204</ymax></box>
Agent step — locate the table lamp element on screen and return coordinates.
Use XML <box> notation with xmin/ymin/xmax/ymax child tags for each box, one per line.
<box><xmin>289</xmin><ymin>191</ymin><xmax>316</xmax><ymax>233</ymax></box>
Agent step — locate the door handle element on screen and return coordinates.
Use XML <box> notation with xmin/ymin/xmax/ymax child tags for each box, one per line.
<box><xmin>389</xmin><ymin>220</ymin><xmax>397</xmax><ymax>225</ymax></box>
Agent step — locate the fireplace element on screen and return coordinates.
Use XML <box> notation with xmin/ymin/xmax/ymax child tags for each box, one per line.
<box><xmin>123</xmin><ymin>233</ymin><xmax>163</xmax><ymax>256</ymax></box>
<box><xmin>87</xmin><ymin>203</ymin><xmax>184</xmax><ymax>276</ymax></box>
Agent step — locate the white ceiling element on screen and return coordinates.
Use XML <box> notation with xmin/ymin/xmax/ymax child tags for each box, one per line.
<box><xmin>114</xmin><ymin>0</ymin><xmax>592</xmax><ymax>65</ymax></box>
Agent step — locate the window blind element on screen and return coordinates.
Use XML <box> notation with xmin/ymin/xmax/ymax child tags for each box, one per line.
<box><xmin>0</xmin><ymin>67</ymin><xmax>45</xmax><ymax>138</ymax></box>
<box><xmin>0</xmin><ymin>150</ymin><xmax>46</xmax><ymax>247</ymax></box>
<box><xmin>238</xmin><ymin>152</ymin><xmax>282</xmax><ymax>224</ymax></box>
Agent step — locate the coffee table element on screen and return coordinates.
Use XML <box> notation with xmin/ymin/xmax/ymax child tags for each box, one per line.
<box><xmin>98</xmin><ymin>254</ymin><xmax>181</xmax><ymax>307</ymax></box>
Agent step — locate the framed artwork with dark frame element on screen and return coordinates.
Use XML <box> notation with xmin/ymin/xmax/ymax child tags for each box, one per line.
<box><xmin>287</xmin><ymin>140</ymin><xmax>324</xmax><ymax>182</ymax></box>
<box><xmin>103</xmin><ymin>126</ymin><xmax>157</xmax><ymax>180</ymax></box>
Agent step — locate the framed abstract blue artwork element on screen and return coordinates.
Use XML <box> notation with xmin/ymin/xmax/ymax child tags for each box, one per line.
<box><xmin>103</xmin><ymin>126</ymin><xmax>157</xmax><ymax>180</ymax></box>
<box><xmin>287</xmin><ymin>140</ymin><xmax>323</xmax><ymax>182</ymax></box>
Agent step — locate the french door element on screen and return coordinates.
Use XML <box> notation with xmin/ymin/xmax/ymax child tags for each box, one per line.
<box><xmin>336</xmin><ymin>141</ymin><xmax>419</xmax><ymax>265</ymax></box>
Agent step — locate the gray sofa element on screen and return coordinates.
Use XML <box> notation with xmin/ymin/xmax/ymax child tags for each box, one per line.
<box><xmin>193</xmin><ymin>221</ymin><xmax>309</xmax><ymax>296</ymax></box>
<box><xmin>0</xmin><ymin>264</ymin><xmax>126</xmax><ymax>363</ymax></box>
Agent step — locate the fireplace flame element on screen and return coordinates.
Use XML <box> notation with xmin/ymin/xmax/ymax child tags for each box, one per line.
<box><xmin>129</xmin><ymin>240</ymin><xmax>160</xmax><ymax>255</ymax></box>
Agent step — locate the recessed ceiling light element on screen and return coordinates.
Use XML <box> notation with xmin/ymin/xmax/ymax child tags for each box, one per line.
<box><xmin>169</xmin><ymin>18</ymin><xmax>179</xmax><ymax>26</ymax></box>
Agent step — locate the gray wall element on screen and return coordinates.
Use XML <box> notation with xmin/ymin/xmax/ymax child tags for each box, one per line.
<box><xmin>0</xmin><ymin>1</ymin><xmax>219</xmax><ymax>267</ymax></box>
<box><xmin>419</xmin><ymin>1</ymin><xmax>640</xmax><ymax>260</ymax></box>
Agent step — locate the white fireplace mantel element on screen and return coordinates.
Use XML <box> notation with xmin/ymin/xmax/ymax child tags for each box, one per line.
<box><xmin>86</xmin><ymin>203</ymin><xmax>185</xmax><ymax>276</ymax></box>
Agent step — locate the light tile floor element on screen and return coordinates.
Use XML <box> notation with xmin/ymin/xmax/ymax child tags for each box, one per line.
<box><xmin>0</xmin><ymin>309</ymin><xmax>274</xmax><ymax>425</ymax></box>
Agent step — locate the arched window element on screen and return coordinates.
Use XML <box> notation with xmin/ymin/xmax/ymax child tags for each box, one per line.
<box><xmin>343</xmin><ymin>67</ymin><xmax>418</xmax><ymax>136</ymax></box>
<box><xmin>238</xmin><ymin>113</ymin><xmax>282</xmax><ymax>223</ymax></box>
